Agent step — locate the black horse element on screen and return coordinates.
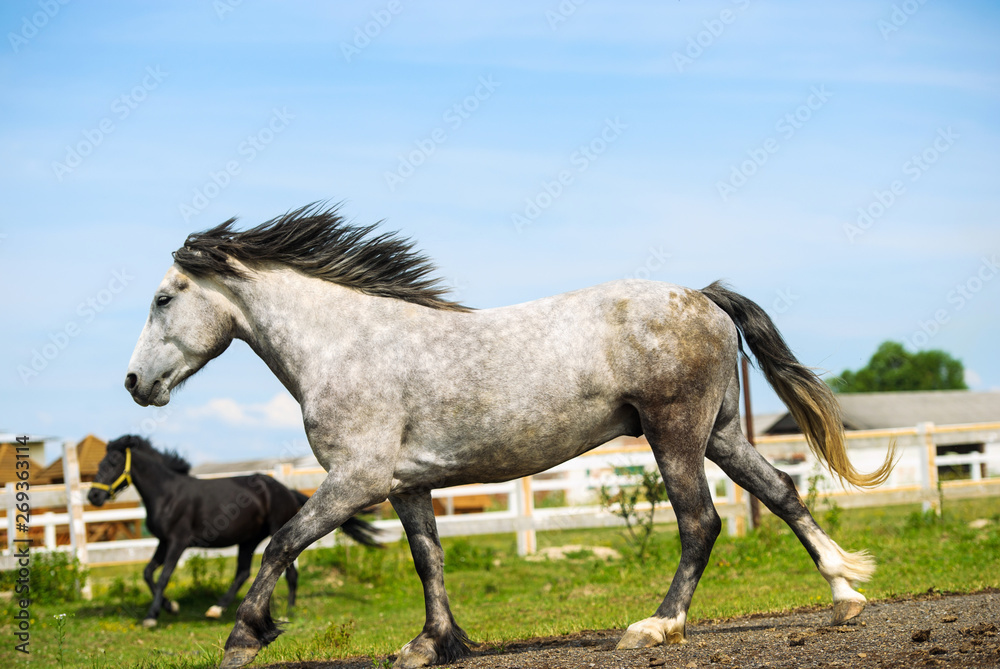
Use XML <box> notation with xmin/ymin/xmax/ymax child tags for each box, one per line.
<box><xmin>88</xmin><ymin>435</ymin><xmax>380</xmax><ymax>627</ymax></box>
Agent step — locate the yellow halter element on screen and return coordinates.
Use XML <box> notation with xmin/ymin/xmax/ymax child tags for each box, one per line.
<box><xmin>90</xmin><ymin>448</ymin><xmax>133</xmax><ymax>500</ymax></box>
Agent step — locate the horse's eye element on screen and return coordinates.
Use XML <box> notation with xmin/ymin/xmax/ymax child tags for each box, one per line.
<box><xmin>156</xmin><ymin>295</ymin><xmax>172</xmax><ymax>307</ymax></box>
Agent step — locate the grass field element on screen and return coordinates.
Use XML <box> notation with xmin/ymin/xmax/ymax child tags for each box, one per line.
<box><xmin>2</xmin><ymin>497</ymin><xmax>998</xmax><ymax>668</ymax></box>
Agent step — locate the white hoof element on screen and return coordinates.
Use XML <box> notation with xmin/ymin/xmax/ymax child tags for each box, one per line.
<box><xmin>616</xmin><ymin>615</ymin><xmax>686</xmax><ymax>649</ymax></box>
<box><xmin>166</xmin><ymin>600</ymin><xmax>180</xmax><ymax>614</ymax></box>
<box><xmin>394</xmin><ymin>639</ymin><xmax>437</xmax><ymax>669</ymax></box>
<box><xmin>205</xmin><ymin>605</ymin><xmax>224</xmax><ymax>619</ymax></box>
<box><xmin>142</xmin><ymin>617</ymin><xmax>158</xmax><ymax>629</ymax></box>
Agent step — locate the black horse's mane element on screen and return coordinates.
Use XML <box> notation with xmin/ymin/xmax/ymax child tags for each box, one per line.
<box><xmin>172</xmin><ymin>202</ymin><xmax>470</xmax><ymax>312</ymax></box>
<box><xmin>107</xmin><ymin>435</ymin><xmax>191</xmax><ymax>475</ymax></box>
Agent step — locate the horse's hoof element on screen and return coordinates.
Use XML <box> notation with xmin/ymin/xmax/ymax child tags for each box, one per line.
<box><xmin>205</xmin><ymin>605</ymin><xmax>224</xmax><ymax>619</ymax></box>
<box><xmin>167</xmin><ymin>600</ymin><xmax>180</xmax><ymax>614</ymax></box>
<box><xmin>616</xmin><ymin>628</ymin><xmax>662</xmax><ymax>649</ymax></box>
<box><xmin>219</xmin><ymin>646</ymin><xmax>259</xmax><ymax>669</ymax></box>
<box><xmin>142</xmin><ymin>618</ymin><xmax>158</xmax><ymax>629</ymax></box>
<box><xmin>393</xmin><ymin>640</ymin><xmax>437</xmax><ymax>669</ymax></box>
<box><xmin>830</xmin><ymin>598</ymin><xmax>866</xmax><ymax>625</ymax></box>
<box><xmin>616</xmin><ymin>616</ymin><xmax>687</xmax><ymax>649</ymax></box>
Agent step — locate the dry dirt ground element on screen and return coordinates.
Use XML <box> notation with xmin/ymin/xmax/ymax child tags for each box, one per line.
<box><xmin>263</xmin><ymin>589</ymin><xmax>1000</xmax><ymax>669</ymax></box>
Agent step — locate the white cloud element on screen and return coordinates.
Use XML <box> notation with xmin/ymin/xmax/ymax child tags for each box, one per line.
<box><xmin>188</xmin><ymin>393</ymin><xmax>302</xmax><ymax>429</ymax></box>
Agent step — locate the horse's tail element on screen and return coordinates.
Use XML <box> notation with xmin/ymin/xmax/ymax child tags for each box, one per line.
<box><xmin>700</xmin><ymin>281</ymin><xmax>896</xmax><ymax>489</ymax></box>
<box><xmin>340</xmin><ymin>516</ymin><xmax>383</xmax><ymax>547</ymax></box>
<box><xmin>289</xmin><ymin>488</ymin><xmax>382</xmax><ymax>547</ymax></box>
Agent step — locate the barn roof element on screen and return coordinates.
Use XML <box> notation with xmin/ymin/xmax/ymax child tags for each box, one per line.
<box><xmin>0</xmin><ymin>443</ymin><xmax>45</xmax><ymax>485</ymax></box>
<box><xmin>190</xmin><ymin>453</ymin><xmax>320</xmax><ymax>476</ymax></box>
<box><xmin>765</xmin><ymin>390</ymin><xmax>1000</xmax><ymax>434</ymax></box>
<box><xmin>34</xmin><ymin>434</ymin><xmax>108</xmax><ymax>484</ymax></box>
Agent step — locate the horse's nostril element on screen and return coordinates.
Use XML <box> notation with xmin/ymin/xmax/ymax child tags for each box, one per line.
<box><xmin>125</xmin><ymin>373</ymin><xmax>138</xmax><ymax>392</ymax></box>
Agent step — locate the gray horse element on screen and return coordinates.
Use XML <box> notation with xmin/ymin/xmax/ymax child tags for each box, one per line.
<box><xmin>124</xmin><ymin>204</ymin><xmax>894</xmax><ymax>668</ymax></box>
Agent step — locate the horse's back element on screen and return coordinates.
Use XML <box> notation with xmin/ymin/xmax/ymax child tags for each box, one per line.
<box><xmin>231</xmin><ymin>474</ymin><xmax>302</xmax><ymax>534</ymax></box>
<box><xmin>430</xmin><ymin>279</ymin><xmax>737</xmax><ymax>406</ymax></box>
<box><xmin>388</xmin><ymin>279</ymin><xmax>738</xmax><ymax>487</ymax></box>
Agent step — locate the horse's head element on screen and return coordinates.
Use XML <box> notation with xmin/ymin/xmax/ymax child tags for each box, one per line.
<box><xmin>88</xmin><ymin>435</ymin><xmax>143</xmax><ymax>506</ymax></box>
<box><xmin>125</xmin><ymin>263</ymin><xmax>238</xmax><ymax>407</ymax></box>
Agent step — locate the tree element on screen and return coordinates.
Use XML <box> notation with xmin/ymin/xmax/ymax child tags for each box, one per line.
<box><xmin>829</xmin><ymin>341</ymin><xmax>968</xmax><ymax>393</ymax></box>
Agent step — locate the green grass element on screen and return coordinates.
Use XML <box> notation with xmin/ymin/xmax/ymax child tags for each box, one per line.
<box><xmin>2</xmin><ymin>497</ymin><xmax>998</xmax><ymax>668</ymax></box>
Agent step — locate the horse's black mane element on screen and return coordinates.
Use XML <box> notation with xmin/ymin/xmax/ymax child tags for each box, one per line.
<box><xmin>173</xmin><ymin>202</ymin><xmax>470</xmax><ymax>312</ymax></box>
<box><xmin>107</xmin><ymin>435</ymin><xmax>191</xmax><ymax>475</ymax></box>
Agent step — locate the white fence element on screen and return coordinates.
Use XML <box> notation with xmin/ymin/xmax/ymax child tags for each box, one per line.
<box><xmin>3</xmin><ymin>421</ymin><xmax>999</xmax><ymax>575</ymax></box>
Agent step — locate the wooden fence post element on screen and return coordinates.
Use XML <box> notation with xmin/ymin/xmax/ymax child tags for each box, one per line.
<box><xmin>917</xmin><ymin>422</ymin><xmax>939</xmax><ymax>515</ymax></box>
<box><xmin>515</xmin><ymin>477</ymin><xmax>536</xmax><ymax>556</ymax></box>
<box><xmin>63</xmin><ymin>440</ymin><xmax>93</xmax><ymax>600</ymax></box>
<box><xmin>740</xmin><ymin>356</ymin><xmax>759</xmax><ymax>532</ymax></box>
<box><xmin>5</xmin><ymin>484</ymin><xmax>16</xmax><ymax>554</ymax></box>
<box><xmin>726</xmin><ymin>478</ymin><xmax>745</xmax><ymax>537</ymax></box>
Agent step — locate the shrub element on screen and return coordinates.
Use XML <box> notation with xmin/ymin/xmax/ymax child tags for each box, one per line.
<box><xmin>0</xmin><ymin>550</ymin><xmax>89</xmax><ymax>604</ymax></box>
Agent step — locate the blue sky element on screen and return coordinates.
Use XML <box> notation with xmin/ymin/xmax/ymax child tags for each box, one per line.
<box><xmin>2</xmin><ymin>1</ymin><xmax>998</xmax><ymax>466</ymax></box>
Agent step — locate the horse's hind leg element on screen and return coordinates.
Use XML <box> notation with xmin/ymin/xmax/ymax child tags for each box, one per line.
<box><xmin>617</xmin><ymin>405</ymin><xmax>722</xmax><ymax>649</ymax></box>
<box><xmin>390</xmin><ymin>490</ymin><xmax>471</xmax><ymax>669</ymax></box>
<box><xmin>207</xmin><ymin>541</ymin><xmax>258</xmax><ymax>619</ymax></box>
<box><xmin>705</xmin><ymin>372</ymin><xmax>872</xmax><ymax>624</ymax></box>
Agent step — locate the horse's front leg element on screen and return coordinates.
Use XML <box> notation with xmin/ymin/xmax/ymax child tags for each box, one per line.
<box><xmin>142</xmin><ymin>542</ymin><xmax>182</xmax><ymax>616</ymax></box>
<box><xmin>391</xmin><ymin>491</ymin><xmax>471</xmax><ymax>669</ymax></box>
<box><xmin>143</xmin><ymin>540</ymin><xmax>186</xmax><ymax>627</ymax></box>
<box><xmin>220</xmin><ymin>471</ymin><xmax>381</xmax><ymax>669</ymax></box>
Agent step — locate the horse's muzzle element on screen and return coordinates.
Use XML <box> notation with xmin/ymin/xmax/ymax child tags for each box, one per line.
<box><xmin>125</xmin><ymin>373</ymin><xmax>164</xmax><ymax>406</ymax></box>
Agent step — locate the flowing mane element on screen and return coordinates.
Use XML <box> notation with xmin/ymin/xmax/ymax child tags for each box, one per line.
<box><xmin>108</xmin><ymin>435</ymin><xmax>191</xmax><ymax>474</ymax></box>
<box><xmin>173</xmin><ymin>203</ymin><xmax>470</xmax><ymax>312</ymax></box>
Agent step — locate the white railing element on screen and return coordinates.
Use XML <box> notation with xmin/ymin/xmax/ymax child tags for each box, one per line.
<box><xmin>3</xmin><ymin>421</ymin><xmax>999</xmax><ymax>572</ymax></box>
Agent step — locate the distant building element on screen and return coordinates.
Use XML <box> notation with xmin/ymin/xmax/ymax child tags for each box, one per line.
<box><xmin>763</xmin><ymin>390</ymin><xmax>1000</xmax><ymax>480</ymax></box>
<box><xmin>764</xmin><ymin>390</ymin><xmax>1000</xmax><ymax>433</ymax></box>
<box><xmin>32</xmin><ymin>434</ymin><xmax>108</xmax><ymax>485</ymax></box>
<box><xmin>0</xmin><ymin>433</ymin><xmax>50</xmax><ymax>485</ymax></box>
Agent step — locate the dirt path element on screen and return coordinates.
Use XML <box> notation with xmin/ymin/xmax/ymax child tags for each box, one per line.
<box><xmin>263</xmin><ymin>589</ymin><xmax>1000</xmax><ymax>669</ymax></box>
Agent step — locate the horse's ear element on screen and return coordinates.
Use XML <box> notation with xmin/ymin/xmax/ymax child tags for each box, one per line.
<box><xmin>107</xmin><ymin>434</ymin><xmax>146</xmax><ymax>451</ymax></box>
<box><xmin>127</xmin><ymin>434</ymin><xmax>150</xmax><ymax>449</ymax></box>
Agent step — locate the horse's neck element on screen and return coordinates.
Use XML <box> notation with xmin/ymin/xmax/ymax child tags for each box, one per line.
<box><xmin>129</xmin><ymin>450</ymin><xmax>181</xmax><ymax>507</ymax></box>
<box><xmin>223</xmin><ymin>268</ymin><xmax>411</xmax><ymax>402</ymax></box>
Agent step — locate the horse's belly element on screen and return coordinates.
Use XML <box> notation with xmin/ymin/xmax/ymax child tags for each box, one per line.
<box><xmin>392</xmin><ymin>402</ymin><xmax>642</xmax><ymax>489</ymax></box>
